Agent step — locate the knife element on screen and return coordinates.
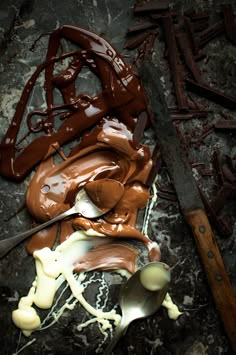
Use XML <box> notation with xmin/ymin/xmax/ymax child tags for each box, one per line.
<box><xmin>139</xmin><ymin>60</ymin><xmax>236</xmax><ymax>351</ymax></box>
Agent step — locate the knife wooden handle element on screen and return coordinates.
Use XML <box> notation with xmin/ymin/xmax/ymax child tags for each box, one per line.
<box><xmin>184</xmin><ymin>208</ymin><xmax>236</xmax><ymax>351</ymax></box>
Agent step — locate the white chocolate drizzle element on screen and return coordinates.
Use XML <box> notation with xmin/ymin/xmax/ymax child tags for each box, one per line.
<box><xmin>12</xmin><ymin>230</ymin><xmax>121</xmax><ymax>336</ymax></box>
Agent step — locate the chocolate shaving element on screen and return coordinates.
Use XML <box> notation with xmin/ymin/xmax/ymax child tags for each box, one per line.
<box><xmin>185</xmin><ymin>79</ymin><xmax>236</xmax><ymax>110</ymax></box>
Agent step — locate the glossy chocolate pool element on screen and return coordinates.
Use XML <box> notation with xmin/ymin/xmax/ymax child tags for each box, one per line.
<box><xmin>0</xmin><ymin>25</ymin><xmax>161</xmax><ymax>272</ymax></box>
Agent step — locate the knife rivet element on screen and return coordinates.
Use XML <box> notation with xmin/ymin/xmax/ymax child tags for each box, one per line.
<box><xmin>215</xmin><ymin>273</ymin><xmax>223</xmax><ymax>281</ymax></box>
<box><xmin>199</xmin><ymin>225</ymin><xmax>206</xmax><ymax>233</ymax></box>
<box><xmin>207</xmin><ymin>250</ymin><xmax>214</xmax><ymax>258</ymax></box>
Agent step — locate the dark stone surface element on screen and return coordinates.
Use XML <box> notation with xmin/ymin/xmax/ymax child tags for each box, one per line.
<box><xmin>0</xmin><ymin>0</ymin><xmax>235</xmax><ymax>354</ymax></box>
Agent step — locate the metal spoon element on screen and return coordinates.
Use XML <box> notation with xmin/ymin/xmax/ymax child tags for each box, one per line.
<box><xmin>0</xmin><ymin>179</ymin><xmax>124</xmax><ymax>259</ymax></box>
<box><xmin>103</xmin><ymin>261</ymin><xmax>171</xmax><ymax>355</ymax></box>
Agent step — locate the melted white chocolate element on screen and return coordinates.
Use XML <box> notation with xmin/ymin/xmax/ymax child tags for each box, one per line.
<box><xmin>162</xmin><ymin>293</ymin><xmax>183</xmax><ymax>320</ymax></box>
<box><xmin>140</xmin><ymin>263</ymin><xmax>170</xmax><ymax>291</ymax></box>
<box><xmin>12</xmin><ymin>230</ymin><xmax>120</xmax><ymax>336</ymax></box>
<box><xmin>12</xmin><ymin>229</ymin><xmax>182</xmax><ymax>339</ymax></box>
<box><xmin>12</xmin><ymin>281</ymin><xmax>41</xmax><ymax>336</ymax></box>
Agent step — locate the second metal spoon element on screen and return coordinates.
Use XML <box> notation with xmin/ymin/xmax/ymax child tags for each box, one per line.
<box><xmin>103</xmin><ymin>261</ymin><xmax>171</xmax><ymax>355</ymax></box>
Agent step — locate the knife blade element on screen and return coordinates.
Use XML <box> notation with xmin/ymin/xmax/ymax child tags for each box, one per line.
<box><xmin>139</xmin><ymin>60</ymin><xmax>236</xmax><ymax>351</ymax></box>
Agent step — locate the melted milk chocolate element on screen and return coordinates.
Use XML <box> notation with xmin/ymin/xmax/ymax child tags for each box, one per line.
<box><xmin>0</xmin><ymin>25</ymin><xmax>161</xmax><ymax>272</ymax></box>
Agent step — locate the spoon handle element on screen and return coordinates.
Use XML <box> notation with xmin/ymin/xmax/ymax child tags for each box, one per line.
<box><xmin>103</xmin><ymin>317</ymin><xmax>130</xmax><ymax>355</ymax></box>
<box><xmin>0</xmin><ymin>206</ymin><xmax>77</xmax><ymax>259</ymax></box>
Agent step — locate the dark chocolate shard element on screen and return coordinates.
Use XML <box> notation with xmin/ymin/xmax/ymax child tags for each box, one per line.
<box><xmin>210</xmin><ymin>182</ymin><xmax>236</xmax><ymax>214</ymax></box>
<box><xmin>198</xmin><ymin>185</ymin><xmax>233</xmax><ymax>237</ymax></box>
<box><xmin>222</xmin><ymin>163</ymin><xmax>236</xmax><ymax>184</ymax></box>
<box><xmin>192</xmin><ymin>19</ymin><xmax>209</xmax><ymax>33</ymax></box>
<box><xmin>212</xmin><ymin>150</ymin><xmax>225</xmax><ymax>187</ymax></box>
<box><xmin>127</xmin><ymin>21</ymin><xmax>158</xmax><ymax>34</ymax></box>
<box><xmin>184</xmin><ymin>8</ymin><xmax>196</xmax><ymax>18</ymax></box>
<box><xmin>197</xmin><ymin>21</ymin><xmax>224</xmax><ymax>48</ymax></box>
<box><xmin>124</xmin><ymin>30</ymin><xmax>152</xmax><ymax>49</ymax></box>
<box><xmin>190</xmin><ymin>12</ymin><xmax>209</xmax><ymax>21</ymax></box>
<box><xmin>133</xmin><ymin>111</ymin><xmax>148</xmax><ymax>146</ymax></box>
<box><xmin>214</xmin><ymin>119</ymin><xmax>236</xmax><ymax>130</ymax></box>
<box><xmin>176</xmin><ymin>30</ymin><xmax>201</xmax><ymax>81</ymax></box>
<box><xmin>185</xmin><ymin>79</ymin><xmax>236</xmax><ymax>110</ymax></box>
<box><xmin>145</xmin><ymin>143</ymin><xmax>161</xmax><ymax>187</ymax></box>
<box><xmin>150</xmin><ymin>11</ymin><xmax>177</xmax><ymax>20</ymax></box>
<box><xmin>157</xmin><ymin>191</ymin><xmax>177</xmax><ymax>201</ymax></box>
<box><xmin>183</xmin><ymin>16</ymin><xmax>199</xmax><ymax>54</ymax></box>
<box><xmin>199</xmin><ymin>168</ymin><xmax>214</xmax><ymax>176</ymax></box>
<box><xmin>134</xmin><ymin>1</ymin><xmax>169</xmax><ymax>13</ymax></box>
<box><xmin>156</xmin><ymin>182</ymin><xmax>176</xmax><ymax>195</ymax></box>
<box><xmin>223</xmin><ymin>4</ymin><xmax>236</xmax><ymax>45</ymax></box>
<box><xmin>162</xmin><ymin>15</ymin><xmax>188</xmax><ymax>110</ymax></box>
<box><xmin>170</xmin><ymin>109</ymin><xmax>208</xmax><ymax>121</ymax></box>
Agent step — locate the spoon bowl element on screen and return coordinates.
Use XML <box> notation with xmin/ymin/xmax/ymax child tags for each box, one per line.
<box><xmin>0</xmin><ymin>179</ymin><xmax>124</xmax><ymax>259</ymax></box>
<box><xmin>103</xmin><ymin>261</ymin><xmax>171</xmax><ymax>355</ymax></box>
